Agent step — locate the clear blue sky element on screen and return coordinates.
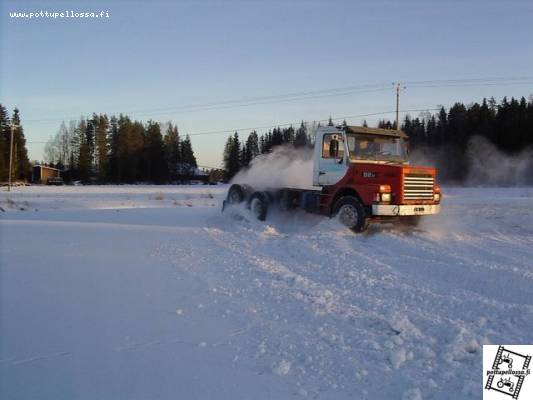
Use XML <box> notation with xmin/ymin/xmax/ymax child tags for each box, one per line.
<box><xmin>1</xmin><ymin>0</ymin><xmax>532</xmax><ymax>167</ymax></box>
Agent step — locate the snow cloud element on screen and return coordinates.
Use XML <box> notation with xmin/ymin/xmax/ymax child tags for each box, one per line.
<box><xmin>466</xmin><ymin>136</ymin><xmax>533</xmax><ymax>186</ymax></box>
<box><xmin>410</xmin><ymin>136</ymin><xmax>533</xmax><ymax>186</ymax></box>
<box><xmin>231</xmin><ymin>145</ymin><xmax>315</xmax><ymax>189</ymax></box>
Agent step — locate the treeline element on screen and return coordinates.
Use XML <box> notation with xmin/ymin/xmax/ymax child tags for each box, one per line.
<box><xmin>224</xmin><ymin>96</ymin><xmax>533</xmax><ymax>183</ymax></box>
<box><xmin>45</xmin><ymin>115</ymin><xmax>198</xmax><ymax>183</ymax></box>
<box><xmin>378</xmin><ymin>96</ymin><xmax>533</xmax><ymax>182</ymax></box>
<box><xmin>4</xmin><ymin>94</ymin><xmax>533</xmax><ymax>185</ymax></box>
<box><xmin>223</xmin><ymin>121</ymin><xmax>316</xmax><ymax>179</ymax></box>
<box><xmin>0</xmin><ymin>105</ymin><xmax>31</xmax><ymax>182</ymax></box>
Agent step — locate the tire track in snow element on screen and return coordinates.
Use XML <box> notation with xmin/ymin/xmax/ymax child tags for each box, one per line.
<box><xmin>200</xmin><ymin>211</ymin><xmax>533</xmax><ymax>398</ymax></box>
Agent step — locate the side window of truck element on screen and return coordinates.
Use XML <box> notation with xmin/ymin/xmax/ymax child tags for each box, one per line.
<box><xmin>322</xmin><ymin>134</ymin><xmax>344</xmax><ymax>159</ymax></box>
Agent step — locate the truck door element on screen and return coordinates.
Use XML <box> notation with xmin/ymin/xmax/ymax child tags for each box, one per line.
<box><xmin>317</xmin><ymin>133</ymin><xmax>348</xmax><ymax>185</ymax></box>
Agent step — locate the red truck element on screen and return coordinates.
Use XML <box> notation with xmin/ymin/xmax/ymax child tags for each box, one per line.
<box><xmin>223</xmin><ymin>125</ymin><xmax>441</xmax><ymax>233</ymax></box>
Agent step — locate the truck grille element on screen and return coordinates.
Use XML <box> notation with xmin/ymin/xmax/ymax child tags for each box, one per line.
<box><xmin>403</xmin><ymin>174</ymin><xmax>434</xmax><ymax>201</ymax></box>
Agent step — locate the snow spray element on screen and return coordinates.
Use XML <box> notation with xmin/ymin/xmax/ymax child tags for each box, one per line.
<box><xmin>466</xmin><ymin>136</ymin><xmax>533</xmax><ymax>186</ymax></box>
<box><xmin>231</xmin><ymin>145</ymin><xmax>315</xmax><ymax>189</ymax></box>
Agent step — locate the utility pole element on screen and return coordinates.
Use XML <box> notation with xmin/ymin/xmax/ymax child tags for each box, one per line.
<box><xmin>8</xmin><ymin>123</ymin><xmax>18</xmax><ymax>192</ymax></box>
<box><xmin>393</xmin><ymin>83</ymin><xmax>406</xmax><ymax>131</ymax></box>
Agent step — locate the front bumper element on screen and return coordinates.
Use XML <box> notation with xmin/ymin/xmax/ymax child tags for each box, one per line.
<box><xmin>372</xmin><ymin>204</ymin><xmax>441</xmax><ymax>216</ymax></box>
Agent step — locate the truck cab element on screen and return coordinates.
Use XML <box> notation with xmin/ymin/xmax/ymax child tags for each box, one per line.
<box><xmin>312</xmin><ymin>125</ymin><xmax>441</xmax><ymax>230</ymax></box>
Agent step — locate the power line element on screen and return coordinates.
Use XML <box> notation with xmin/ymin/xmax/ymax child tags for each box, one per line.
<box><xmin>125</xmin><ymin>87</ymin><xmax>393</xmax><ymax>118</ymax></box>
<box><xmin>405</xmin><ymin>76</ymin><xmax>533</xmax><ymax>85</ymax></box>
<box><xmin>22</xmin><ymin>75</ymin><xmax>533</xmax><ymax>124</ymax></box>
<box><xmin>122</xmin><ymin>83</ymin><xmax>392</xmax><ymax>114</ymax></box>
<box><xmin>21</xmin><ymin>83</ymin><xmax>390</xmax><ymax>123</ymax></box>
<box><xmin>409</xmin><ymin>81</ymin><xmax>533</xmax><ymax>88</ymax></box>
<box><xmin>186</xmin><ymin>108</ymin><xmax>441</xmax><ymax>137</ymax></box>
<box><xmin>24</xmin><ymin>86</ymin><xmax>392</xmax><ymax>123</ymax></box>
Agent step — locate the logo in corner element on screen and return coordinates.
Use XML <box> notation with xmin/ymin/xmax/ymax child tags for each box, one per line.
<box><xmin>484</xmin><ymin>345</ymin><xmax>532</xmax><ymax>399</ymax></box>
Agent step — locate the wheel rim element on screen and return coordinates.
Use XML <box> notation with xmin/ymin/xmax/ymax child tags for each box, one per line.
<box><xmin>251</xmin><ymin>198</ymin><xmax>263</xmax><ymax>218</ymax></box>
<box><xmin>338</xmin><ymin>204</ymin><xmax>358</xmax><ymax>228</ymax></box>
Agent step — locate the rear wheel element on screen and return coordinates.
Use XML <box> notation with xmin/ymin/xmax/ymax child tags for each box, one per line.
<box><xmin>248</xmin><ymin>191</ymin><xmax>269</xmax><ymax>221</ymax></box>
<box><xmin>333</xmin><ymin>196</ymin><xmax>369</xmax><ymax>233</ymax></box>
<box><xmin>227</xmin><ymin>184</ymin><xmax>246</xmax><ymax>205</ymax></box>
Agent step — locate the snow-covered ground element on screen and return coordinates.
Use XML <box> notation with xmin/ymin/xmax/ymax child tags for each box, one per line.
<box><xmin>1</xmin><ymin>185</ymin><xmax>532</xmax><ymax>399</ymax></box>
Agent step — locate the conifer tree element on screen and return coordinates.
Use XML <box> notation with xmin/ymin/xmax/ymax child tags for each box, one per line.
<box><xmin>240</xmin><ymin>144</ymin><xmax>248</xmax><ymax>168</ymax></box>
<box><xmin>94</xmin><ymin>114</ymin><xmax>109</xmax><ymax>181</ymax></box>
<box><xmin>116</xmin><ymin>115</ymin><xmax>137</xmax><ymax>182</ymax></box>
<box><xmin>223</xmin><ymin>132</ymin><xmax>241</xmax><ymax>180</ymax></box>
<box><xmin>259</xmin><ymin>134</ymin><xmax>266</xmax><ymax>154</ymax></box>
<box><xmin>10</xmin><ymin>109</ymin><xmax>30</xmax><ymax>181</ymax></box>
<box><xmin>0</xmin><ymin>105</ymin><xmax>10</xmax><ymax>181</ymax></box>
<box><xmin>179</xmin><ymin>134</ymin><xmax>197</xmax><ymax>175</ymax></box>
<box><xmin>243</xmin><ymin>130</ymin><xmax>259</xmax><ymax>165</ymax></box>
<box><xmin>435</xmin><ymin>107</ymin><xmax>448</xmax><ymax>146</ymax></box>
<box><xmin>282</xmin><ymin>126</ymin><xmax>295</xmax><ymax>144</ymax></box>
<box><xmin>264</xmin><ymin>130</ymin><xmax>273</xmax><ymax>153</ymax></box>
<box><xmin>271</xmin><ymin>127</ymin><xmax>283</xmax><ymax>147</ymax></box>
<box><xmin>164</xmin><ymin>122</ymin><xmax>180</xmax><ymax>181</ymax></box>
<box><xmin>294</xmin><ymin>121</ymin><xmax>308</xmax><ymax>148</ymax></box>
<box><xmin>77</xmin><ymin>119</ymin><xmax>91</xmax><ymax>182</ymax></box>
<box><xmin>107</xmin><ymin>116</ymin><xmax>119</xmax><ymax>182</ymax></box>
<box><xmin>145</xmin><ymin>120</ymin><xmax>167</xmax><ymax>183</ymax></box>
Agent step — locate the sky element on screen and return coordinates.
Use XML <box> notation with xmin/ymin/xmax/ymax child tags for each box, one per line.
<box><xmin>1</xmin><ymin>0</ymin><xmax>533</xmax><ymax>168</ymax></box>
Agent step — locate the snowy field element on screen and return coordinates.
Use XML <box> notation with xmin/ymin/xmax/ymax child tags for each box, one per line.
<box><xmin>1</xmin><ymin>185</ymin><xmax>533</xmax><ymax>399</ymax></box>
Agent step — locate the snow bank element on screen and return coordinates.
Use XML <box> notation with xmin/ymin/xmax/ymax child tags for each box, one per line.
<box><xmin>0</xmin><ymin>184</ymin><xmax>225</xmax><ymax>212</ymax></box>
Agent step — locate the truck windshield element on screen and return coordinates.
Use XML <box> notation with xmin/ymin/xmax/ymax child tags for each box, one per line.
<box><xmin>346</xmin><ymin>133</ymin><xmax>407</xmax><ymax>162</ymax></box>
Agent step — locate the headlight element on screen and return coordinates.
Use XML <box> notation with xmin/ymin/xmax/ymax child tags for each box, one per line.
<box><xmin>434</xmin><ymin>193</ymin><xmax>440</xmax><ymax>202</ymax></box>
<box><xmin>380</xmin><ymin>193</ymin><xmax>392</xmax><ymax>202</ymax></box>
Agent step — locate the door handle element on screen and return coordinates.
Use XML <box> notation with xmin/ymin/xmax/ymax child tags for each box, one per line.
<box><xmin>318</xmin><ymin>171</ymin><xmax>326</xmax><ymax>175</ymax></box>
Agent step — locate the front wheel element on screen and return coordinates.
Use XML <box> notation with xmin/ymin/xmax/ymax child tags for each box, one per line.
<box><xmin>333</xmin><ymin>196</ymin><xmax>369</xmax><ymax>233</ymax></box>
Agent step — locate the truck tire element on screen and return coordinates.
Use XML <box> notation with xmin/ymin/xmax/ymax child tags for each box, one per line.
<box><xmin>333</xmin><ymin>196</ymin><xmax>369</xmax><ymax>233</ymax></box>
<box><xmin>248</xmin><ymin>191</ymin><xmax>269</xmax><ymax>221</ymax></box>
<box><xmin>226</xmin><ymin>184</ymin><xmax>246</xmax><ymax>205</ymax></box>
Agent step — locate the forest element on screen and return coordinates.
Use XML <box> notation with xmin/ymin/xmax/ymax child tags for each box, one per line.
<box><xmin>43</xmin><ymin>115</ymin><xmax>198</xmax><ymax>183</ymax></box>
<box><xmin>1</xmin><ymin>94</ymin><xmax>532</xmax><ymax>184</ymax></box>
